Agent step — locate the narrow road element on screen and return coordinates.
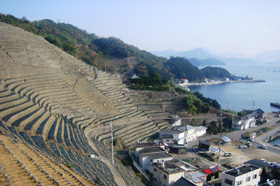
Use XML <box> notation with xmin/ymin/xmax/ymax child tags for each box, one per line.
<box><xmin>85</xmin><ymin>130</ymin><xmax>127</xmax><ymax>186</ymax></box>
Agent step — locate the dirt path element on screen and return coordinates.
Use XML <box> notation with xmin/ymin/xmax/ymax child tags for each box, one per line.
<box><xmin>85</xmin><ymin>130</ymin><xmax>126</xmax><ymax>186</ymax></box>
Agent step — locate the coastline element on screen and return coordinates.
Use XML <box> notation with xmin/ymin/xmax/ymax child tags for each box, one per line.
<box><xmin>183</xmin><ymin>79</ymin><xmax>265</xmax><ymax>87</ymax></box>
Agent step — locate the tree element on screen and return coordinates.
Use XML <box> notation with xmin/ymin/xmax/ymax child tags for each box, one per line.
<box><xmin>191</xmin><ymin>118</ymin><xmax>199</xmax><ymax>126</ymax></box>
<box><xmin>63</xmin><ymin>42</ymin><xmax>77</xmax><ymax>56</ymax></box>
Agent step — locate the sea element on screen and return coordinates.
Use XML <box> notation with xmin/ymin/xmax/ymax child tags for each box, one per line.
<box><xmin>189</xmin><ymin>64</ymin><xmax>280</xmax><ymax>113</ymax></box>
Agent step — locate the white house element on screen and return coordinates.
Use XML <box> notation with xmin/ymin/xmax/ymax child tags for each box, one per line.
<box><xmin>152</xmin><ymin>159</ymin><xmax>185</xmax><ymax>186</ymax></box>
<box><xmin>179</xmin><ymin>125</ymin><xmax>207</xmax><ymax>143</ymax></box>
<box><xmin>134</xmin><ymin>147</ymin><xmax>173</xmax><ymax>171</ymax></box>
<box><xmin>232</xmin><ymin>114</ymin><xmax>256</xmax><ymax>130</ymax></box>
<box><xmin>159</xmin><ymin>129</ymin><xmax>186</xmax><ymax>145</ymax></box>
<box><xmin>222</xmin><ymin>164</ymin><xmax>261</xmax><ymax>186</ymax></box>
<box><xmin>160</xmin><ymin>125</ymin><xmax>207</xmax><ymax>145</ymax></box>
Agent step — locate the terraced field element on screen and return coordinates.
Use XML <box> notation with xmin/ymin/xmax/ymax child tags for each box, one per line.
<box><xmin>0</xmin><ymin>22</ymin><xmax>147</xmax><ymax>186</ymax></box>
<box><xmin>0</xmin><ymin>20</ymin><xmax>190</xmax><ymax>185</ymax></box>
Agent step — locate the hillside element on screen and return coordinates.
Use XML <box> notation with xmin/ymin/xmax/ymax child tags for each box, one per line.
<box><xmin>0</xmin><ymin>14</ymin><xmax>233</xmax><ymax>82</ymax></box>
<box><xmin>0</xmin><ymin>16</ymin><xmax>229</xmax><ymax>186</ymax></box>
<box><xmin>0</xmin><ymin>21</ymin><xmax>147</xmax><ymax>186</ymax></box>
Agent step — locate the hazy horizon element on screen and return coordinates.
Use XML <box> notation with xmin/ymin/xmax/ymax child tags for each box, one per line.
<box><xmin>1</xmin><ymin>0</ymin><xmax>280</xmax><ymax>57</ymax></box>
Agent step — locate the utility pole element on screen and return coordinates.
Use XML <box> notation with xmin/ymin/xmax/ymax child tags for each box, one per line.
<box><xmin>111</xmin><ymin>122</ymin><xmax>114</xmax><ymax>165</ymax></box>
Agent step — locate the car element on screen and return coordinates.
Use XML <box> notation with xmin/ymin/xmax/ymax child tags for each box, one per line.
<box><xmin>239</xmin><ymin>144</ymin><xmax>248</xmax><ymax>149</ymax></box>
<box><xmin>224</xmin><ymin>152</ymin><xmax>232</xmax><ymax>157</ymax></box>
<box><xmin>269</xmin><ymin>162</ymin><xmax>277</xmax><ymax>168</ymax></box>
<box><xmin>259</xmin><ymin>144</ymin><xmax>267</xmax><ymax>149</ymax></box>
<box><xmin>260</xmin><ymin>159</ymin><xmax>266</xmax><ymax>162</ymax></box>
<box><xmin>246</xmin><ymin>141</ymin><xmax>252</xmax><ymax>147</ymax></box>
<box><xmin>274</xmin><ymin>144</ymin><xmax>280</xmax><ymax>147</ymax></box>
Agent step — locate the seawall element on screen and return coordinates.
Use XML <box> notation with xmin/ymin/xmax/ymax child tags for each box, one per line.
<box><xmin>264</xmin><ymin>130</ymin><xmax>280</xmax><ymax>143</ymax></box>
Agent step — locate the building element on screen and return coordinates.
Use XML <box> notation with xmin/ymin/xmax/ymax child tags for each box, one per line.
<box><xmin>159</xmin><ymin>125</ymin><xmax>207</xmax><ymax>145</ymax></box>
<box><xmin>222</xmin><ymin>164</ymin><xmax>261</xmax><ymax>186</ymax></box>
<box><xmin>198</xmin><ymin>140</ymin><xmax>210</xmax><ymax>150</ymax></box>
<box><xmin>178</xmin><ymin>125</ymin><xmax>207</xmax><ymax>143</ymax></box>
<box><xmin>185</xmin><ymin>171</ymin><xmax>207</xmax><ymax>186</ymax></box>
<box><xmin>202</xmin><ymin>166</ymin><xmax>220</xmax><ymax>182</ymax></box>
<box><xmin>153</xmin><ymin>159</ymin><xmax>186</xmax><ymax>186</ymax></box>
<box><xmin>243</xmin><ymin>159</ymin><xmax>270</xmax><ymax>183</ymax></box>
<box><xmin>160</xmin><ymin>129</ymin><xmax>186</xmax><ymax>145</ymax></box>
<box><xmin>232</xmin><ymin>114</ymin><xmax>256</xmax><ymax>130</ymax></box>
<box><xmin>134</xmin><ymin>146</ymin><xmax>174</xmax><ymax>171</ymax></box>
<box><xmin>172</xmin><ymin>177</ymin><xmax>199</xmax><ymax>186</ymax></box>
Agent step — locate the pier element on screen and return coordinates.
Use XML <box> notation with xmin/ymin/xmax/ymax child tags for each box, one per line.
<box><xmin>270</xmin><ymin>103</ymin><xmax>280</xmax><ymax>109</ymax></box>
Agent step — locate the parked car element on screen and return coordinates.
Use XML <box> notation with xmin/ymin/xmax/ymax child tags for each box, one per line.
<box><xmin>274</xmin><ymin>144</ymin><xmax>280</xmax><ymax>147</ymax></box>
<box><xmin>239</xmin><ymin>144</ymin><xmax>248</xmax><ymax>149</ymax></box>
<box><xmin>259</xmin><ymin>144</ymin><xmax>267</xmax><ymax>149</ymax></box>
<box><xmin>269</xmin><ymin>162</ymin><xmax>277</xmax><ymax>168</ymax></box>
<box><xmin>224</xmin><ymin>152</ymin><xmax>232</xmax><ymax>157</ymax></box>
<box><xmin>260</xmin><ymin>159</ymin><xmax>266</xmax><ymax>162</ymax></box>
<box><xmin>246</xmin><ymin>141</ymin><xmax>252</xmax><ymax>147</ymax></box>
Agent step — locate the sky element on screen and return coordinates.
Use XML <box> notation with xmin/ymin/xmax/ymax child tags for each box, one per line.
<box><xmin>1</xmin><ymin>0</ymin><xmax>280</xmax><ymax>56</ymax></box>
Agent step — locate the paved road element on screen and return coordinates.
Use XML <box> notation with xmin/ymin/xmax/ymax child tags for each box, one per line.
<box><xmin>186</xmin><ymin>114</ymin><xmax>280</xmax><ymax>169</ymax></box>
<box><xmin>226</xmin><ymin>115</ymin><xmax>279</xmax><ymax>142</ymax></box>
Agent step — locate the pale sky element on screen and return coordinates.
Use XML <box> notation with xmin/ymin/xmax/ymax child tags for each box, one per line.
<box><xmin>1</xmin><ymin>0</ymin><xmax>280</xmax><ymax>56</ymax></box>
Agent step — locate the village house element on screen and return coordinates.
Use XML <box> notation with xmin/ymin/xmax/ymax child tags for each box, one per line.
<box><xmin>222</xmin><ymin>164</ymin><xmax>261</xmax><ymax>186</ymax></box>
<box><xmin>134</xmin><ymin>146</ymin><xmax>173</xmax><ymax>171</ymax></box>
<box><xmin>152</xmin><ymin>159</ymin><xmax>186</xmax><ymax>186</ymax></box>
<box><xmin>232</xmin><ymin>114</ymin><xmax>256</xmax><ymax>130</ymax></box>
<box><xmin>159</xmin><ymin>125</ymin><xmax>207</xmax><ymax>145</ymax></box>
<box><xmin>232</xmin><ymin>108</ymin><xmax>267</xmax><ymax>130</ymax></box>
<box><xmin>172</xmin><ymin>177</ymin><xmax>198</xmax><ymax>186</ymax></box>
<box><xmin>202</xmin><ymin>166</ymin><xmax>220</xmax><ymax>182</ymax></box>
<box><xmin>160</xmin><ymin>129</ymin><xmax>186</xmax><ymax>145</ymax></box>
<box><xmin>178</xmin><ymin>125</ymin><xmax>207</xmax><ymax>143</ymax></box>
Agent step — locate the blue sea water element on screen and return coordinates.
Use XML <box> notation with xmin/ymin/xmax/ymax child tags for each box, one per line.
<box><xmin>189</xmin><ymin>64</ymin><xmax>280</xmax><ymax>112</ymax></box>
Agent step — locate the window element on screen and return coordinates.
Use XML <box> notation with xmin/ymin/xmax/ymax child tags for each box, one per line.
<box><xmin>163</xmin><ymin>174</ymin><xmax>167</xmax><ymax>180</ymax></box>
<box><xmin>246</xmin><ymin>177</ymin><xmax>251</xmax><ymax>182</ymax></box>
<box><xmin>154</xmin><ymin>177</ymin><xmax>157</xmax><ymax>181</ymax></box>
<box><xmin>225</xmin><ymin>179</ymin><xmax>233</xmax><ymax>185</ymax></box>
<box><xmin>236</xmin><ymin>180</ymin><xmax>242</xmax><ymax>185</ymax></box>
<box><xmin>253</xmin><ymin>174</ymin><xmax>257</xmax><ymax>179</ymax></box>
<box><xmin>154</xmin><ymin>168</ymin><xmax>157</xmax><ymax>172</ymax></box>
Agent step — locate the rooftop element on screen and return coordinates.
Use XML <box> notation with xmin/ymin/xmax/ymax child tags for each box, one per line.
<box><xmin>202</xmin><ymin>166</ymin><xmax>220</xmax><ymax>175</ymax></box>
<box><xmin>244</xmin><ymin>159</ymin><xmax>269</xmax><ymax>168</ymax></box>
<box><xmin>225</xmin><ymin>164</ymin><xmax>260</xmax><ymax>177</ymax></box>
<box><xmin>172</xmin><ymin>177</ymin><xmax>198</xmax><ymax>186</ymax></box>
<box><xmin>138</xmin><ymin>147</ymin><xmax>164</xmax><ymax>155</ymax></box>
<box><xmin>154</xmin><ymin>159</ymin><xmax>185</xmax><ymax>174</ymax></box>
<box><xmin>148</xmin><ymin>152</ymin><xmax>173</xmax><ymax>160</ymax></box>
<box><xmin>161</xmin><ymin>129</ymin><xmax>184</xmax><ymax>134</ymax></box>
<box><xmin>161</xmin><ymin>134</ymin><xmax>173</xmax><ymax>139</ymax></box>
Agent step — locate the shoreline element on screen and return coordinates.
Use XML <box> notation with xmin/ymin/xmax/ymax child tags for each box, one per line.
<box><xmin>182</xmin><ymin>79</ymin><xmax>265</xmax><ymax>87</ymax></box>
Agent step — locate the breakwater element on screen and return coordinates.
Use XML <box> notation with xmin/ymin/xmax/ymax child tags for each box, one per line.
<box><xmin>264</xmin><ymin>130</ymin><xmax>280</xmax><ymax>143</ymax></box>
<box><xmin>271</xmin><ymin>103</ymin><xmax>280</xmax><ymax>109</ymax></box>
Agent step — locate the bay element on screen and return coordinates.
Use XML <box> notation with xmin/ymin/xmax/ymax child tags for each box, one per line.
<box><xmin>189</xmin><ymin>64</ymin><xmax>280</xmax><ymax>112</ymax></box>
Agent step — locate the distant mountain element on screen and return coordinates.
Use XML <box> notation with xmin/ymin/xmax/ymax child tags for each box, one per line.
<box><xmin>201</xmin><ymin>66</ymin><xmax>234</xmax><ymax>79</ymax></box>
<box><xmin>152</xmin><ymin>48</ymin><xmax>217</xmax><ymax>59</ymax></box>
<box><xmin>220</xmin><ymin>57</ymin><xmax>257</xmax><ymax>65</ymax></box>
<box><xmin>217</xmin><ymin>52</ymin><xmax>245</xmax><ymax>58</ymax></box>
<box><xmin>175</xmin><ymin>48</ymin><xmax>217</xmax><ymax>59</ymax></box>
<box><xmin>187</xmin><ymin>58</ymin><xmax>226</xmax><ymax>67</ymax></box>
<box><xmin>152</xmin><ymin>49</ymin><xmax>178</xmax><ymax>58</ymax></box>
<box><xmin>153</xmin><ymin>48</ymin><xmax>259</xmax><ymax>66</ymax></box>
<box><xmin>251</xmin><ymin>50</ymin><xmax>280</xmax><ymax>62</ymax></box>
